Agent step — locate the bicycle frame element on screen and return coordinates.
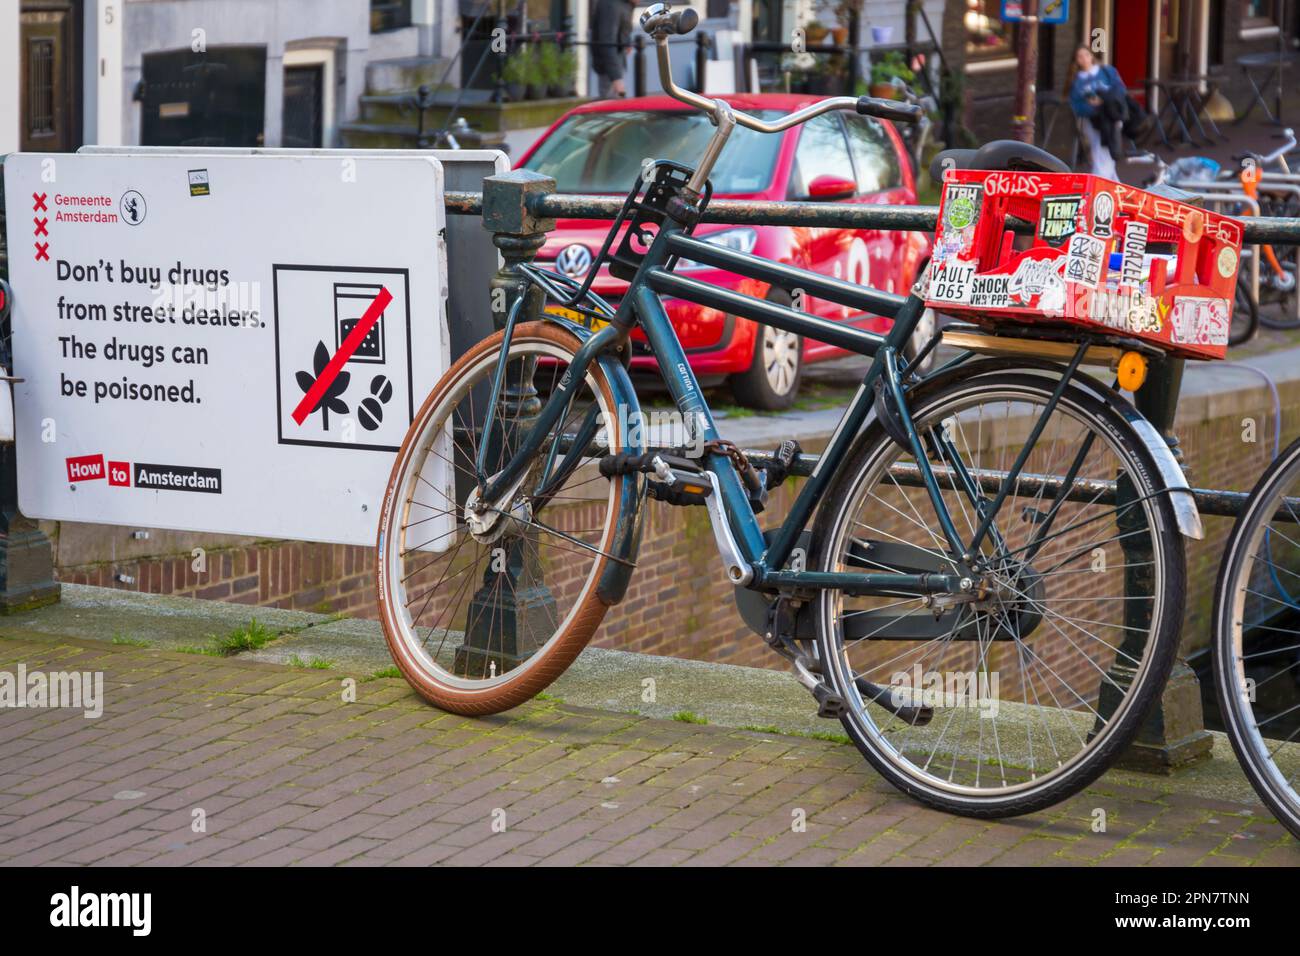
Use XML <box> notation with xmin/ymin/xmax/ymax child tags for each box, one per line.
<box><xmin>472</xmin><ymin>190</ymin><xmax>1111</xmax><ymax>601</ymax></box>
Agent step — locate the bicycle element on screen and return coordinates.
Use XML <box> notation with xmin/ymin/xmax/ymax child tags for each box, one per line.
<box><xmin>1237</xmin><ymin>131</ymin><xmax>1299</xmax><ymax>330</ymax></box>
<box><xmin>1139</xmin><ymin>131</ymin><xmax>1299</xmax><ymax>335</ymax></box>
<box><xmin>1213</xmin><ymin>437</ymin><xmax>1300</xmax><ymax>840</ymax></box>
<box><xmin>375</xmin><ymin>3</ymin><xmax>1204</xmax><ymax>817</ymax></box>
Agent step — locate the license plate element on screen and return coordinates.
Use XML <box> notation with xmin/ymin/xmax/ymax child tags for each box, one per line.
<box><xmin>545</xmin><ymin>304</ymin><xmax>609</xmax><ymax>331</ymax></box>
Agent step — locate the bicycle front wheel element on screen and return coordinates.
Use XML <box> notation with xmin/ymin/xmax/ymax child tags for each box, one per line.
<box><xmin>376</xmin><ymin>322</ymin><xmax>630</xmax><ymax>715</ymax></box>
<box><xmin>812</xmin><ymin>369</ymin><xmax>1186</xmax><ymax>817</ymax></box>
<box><xmin>1213</xmin><ymin>438</ymin><xmax>1300</xmax><ymax>839</ymax></box>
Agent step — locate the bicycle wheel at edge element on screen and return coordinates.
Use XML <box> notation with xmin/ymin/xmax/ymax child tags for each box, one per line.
<box><xmin>1213</xmin><ymin>438</ymin><xmax>1300</xmax><ymax>839</ymax></box>
<box><xmin>376</xmin><ymin>322</ymin><xmax>630</xmax><ymax>716</ymax></box>
<box><xmin>811</xmin><ymin>369</ymin><xmax>1186</xmax><ymax>817</ymax></box>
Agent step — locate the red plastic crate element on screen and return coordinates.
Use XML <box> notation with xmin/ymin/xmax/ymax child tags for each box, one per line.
<box><xmin>924</xmin><ymin>170</ymin><xmax>1245</xmax><ymax>360</ymax></box>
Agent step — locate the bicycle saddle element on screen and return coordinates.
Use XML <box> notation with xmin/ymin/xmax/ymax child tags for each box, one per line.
<box><xmin>929</xmin><ymin>140</ymin><xmax>1070</xmax><ymax>184</ymax></box>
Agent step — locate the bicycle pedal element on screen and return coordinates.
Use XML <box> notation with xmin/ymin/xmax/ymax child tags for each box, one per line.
<box><xmin>812</xmin><ymin>683</ymin><xmax>846</xmax><ymax>719</ymax></box>
<box><xmin>646</xmin><ymin>461</ymin><xmax>713</xmax><ymax>506</ymax></box>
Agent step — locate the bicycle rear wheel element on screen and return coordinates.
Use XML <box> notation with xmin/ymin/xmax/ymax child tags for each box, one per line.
<box><xmin>812</xmin><ymin>368</ymin><xmax>1185</xmax><ymax>817</ymax></box>
<box><xmin>1230</xmin><ymin>273</ymin><xmax>1259</xmax><ymax>347</ymax></box>
<box><xmin>1213</xmin><ymin>438</ymin><xmax>1300</xmax><ymax>839</ymax></box>
<box><xmin>376</xmin><ymin>322</ymin><xmax>630</xmax><ymax>715</ymax></box>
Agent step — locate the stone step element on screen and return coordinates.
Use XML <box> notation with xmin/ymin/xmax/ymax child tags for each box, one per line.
<box><xmin>364</xmin><ymin>55</ymin><xmax>457</xmax><ymax>95</ymax></box>
<box><xmin>339</xmin><ymin>121</ymin><xmax>508</xmax><ymax>151</ymax></box>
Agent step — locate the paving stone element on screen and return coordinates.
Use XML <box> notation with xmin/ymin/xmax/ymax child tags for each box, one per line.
<box><xmin>2</xmin><ymin>632</ymin><xmax>1298</xmax><ymax>868</ymax></box>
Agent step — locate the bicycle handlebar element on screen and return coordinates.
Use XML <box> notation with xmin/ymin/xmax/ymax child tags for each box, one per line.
<box><xmin>1232</xmin><ymin>128</ymin><xmax>1296</xmax><ymax>168</ymax></box>
<box><xmin>638</xmin><ymin>2</ymin><xmax>920</xmax><ymax>136</ymax></box>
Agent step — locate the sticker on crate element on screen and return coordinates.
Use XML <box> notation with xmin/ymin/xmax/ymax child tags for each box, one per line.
<box><xmin>1091</xmin><ymin>191</ymin><xmax>1116</xmax><ymax>239</ymax></box>
<box><xmin>1170</xmin><ymin>297</ymin><xmax>1231</xmax><ymax>348</ymax></box>
<box><xmin>1064</xmin><ymin>233</ymin><xmax>1106</xmax><ymax>289</ymax></box>
<box><xmin>1038</xmin><ymin>194</ymin><xmax>1082</xmax><ymax>246</ymax></box>
<box><xmin>924</xmin><ymin>169</ymin><xmax>1245</xmax><ymax>360</ymax></box>
<box><xmin>1008</xmin><ymin>256</ymin><xmax>1067</xmax><ymax>311</ymax></box>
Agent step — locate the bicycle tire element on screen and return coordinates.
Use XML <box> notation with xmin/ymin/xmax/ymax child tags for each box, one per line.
<box><xmin>1212</xmin><ymin>438</ymin><xmax>1300</xmax><ymax>839</ymax></box>
<box><xmin>811</xmin><ymin>366</ymin><xmax>1186</xmax><ymax>818</ymax></box>
<box><xmin>1230</xmin><ymin>273</ymin><xmax>1259</xmax><ymax>346</ymax></box>
<box><xmin>376</xmin><ymin>322</ymin><xmax>629</xmax><ymax>716</ymax></box>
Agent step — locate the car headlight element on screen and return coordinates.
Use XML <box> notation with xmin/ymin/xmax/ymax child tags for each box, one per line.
<box><xmin>676</xmin><ymin>228</ymin><xmax>759</xmax><ymax>270</ymax></box>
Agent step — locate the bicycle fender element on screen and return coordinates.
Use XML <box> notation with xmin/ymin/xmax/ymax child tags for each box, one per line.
<box><xmin>1026</xmin><ymin>363</ymin><xmax>1204</xmax><ymax>541</ymax></box>
<box><xmin>1116</xmin><ymin>409</ymin><xmax>1204</xmax><ymax>540</ymax></box>
<box><xmin>540</xmin><ymin>313</ymin><xmax>647</xmax><ymax>603</ymax></box>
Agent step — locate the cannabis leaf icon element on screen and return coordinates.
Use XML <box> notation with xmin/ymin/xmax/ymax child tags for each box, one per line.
<box><xmin>296</xmin><ymin>341</ymin><xmax>350</xmax><ymax>431</ymax></box>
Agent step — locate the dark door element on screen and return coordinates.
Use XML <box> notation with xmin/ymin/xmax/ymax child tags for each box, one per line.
<box><xmin>20</xmin><ymin>1</ymin><xmax>82</xmax><ymax>152</ymax></box>
<box><xmin>282</xmin><ymin>65</ymin><xmax>324</xmax><ymax>148</ymax></box>
<box><xmin>139</xmin><ymin>46</ymin><xmax>267</xmax><ymax>147</ymax></box>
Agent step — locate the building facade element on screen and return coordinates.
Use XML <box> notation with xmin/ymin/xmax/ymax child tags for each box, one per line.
<box><xmin>5</xmin><ymin>0</ymin><xmax>454</xmax><ymax>153</ymax></box>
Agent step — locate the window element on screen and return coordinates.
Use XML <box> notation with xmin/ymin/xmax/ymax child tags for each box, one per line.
<box><xmin>788</xmin><ymin>114</ymin><xmax>856</xmax><ymax>199</ymax></box>
<box><xmin>371</xmin><ymin>1</ymin><xmax>413</xmax><ymax>32</ymax></box>
<box><xmin>26</xmin><ymin>38</ymin><xmax>54</xmax><ymax>136</ymax></box>
<box><xmin>843</xmin><ymin>114</ymin><xmax>901</xmax><ymax>193</ymax></box>
<box><xmin>1241</xmin><ymin>0</ymin><xmax>1281</xmax><ymax>29</ymax></box>
<box><xmin>523</xmin><ymin>110</ymin><xmax>784</xmax><ymax>195</ymax></box>
<box><xmin>965</xmin><ymin>0</ymin><xmax>1012</xmax><ymax>59</ymax></box>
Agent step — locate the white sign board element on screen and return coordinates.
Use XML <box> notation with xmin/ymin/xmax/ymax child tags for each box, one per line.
<box><xmin>3</xmin><ymin>153</ymin><xmax>448</xmax><ymax>545</ymax></box>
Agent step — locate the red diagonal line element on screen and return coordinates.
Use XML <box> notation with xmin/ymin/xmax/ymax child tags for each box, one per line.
<box><xmin>34</xmin><ymin>217</ymin><xmax>48</xmax><ymax>236</ymax></box>
<box><xmin>291</xmin><ymin>285</ymin><xmax>393</xmax><ymax>426</ymax></box>
<box><xmin>34</xmin><ymin>242</ymin><xmax>49</xmax><ymax>261</ymax></box>
<box><xmin>32</xmin><ymin>192</ymin><xmax>47</xmax><ymax>211</ymax></box>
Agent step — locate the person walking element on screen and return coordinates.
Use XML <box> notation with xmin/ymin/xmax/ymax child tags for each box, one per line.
<box><xmin>1069</xmin><ymin>46</ymin><xmax>1152</xmax><ymax>179</ymax></box>
<box><xmin>591</xmin><ymin>0</ymin><xmax>636</xmax><ymax>98</ymax></box>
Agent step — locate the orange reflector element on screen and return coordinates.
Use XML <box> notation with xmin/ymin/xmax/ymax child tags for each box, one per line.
<box><xmin>1117</xmin><ymin>351</ymin><xmax>1147</xmax><ymax>391</ymax></box>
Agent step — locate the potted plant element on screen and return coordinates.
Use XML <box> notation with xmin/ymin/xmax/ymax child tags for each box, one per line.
<box><xmin>804</xmin><ymin>19</ymin><xmax>830</xmax><ymax>45</ymax></box>
<box><xmin>522</xmin><ymin>47</ymin><xmax>546</xmax><ymax>100</ymax></box>
<box><xmin>869</xmin><ymin>50</ymin><xmax>913</xmax><ymax>99</ymax></box>
<box><xmin>555</xmin><ymin>45</ymin><xmax>578</xmax><ymax>96</ymax></box>
<box><xmin>538</xmin><ymin>43</ymin><xmax>565</xmax><ymax>98</ymax></box>
<box><xmin>500</xmin><ymin>49</ymin><xmax>529</xmax><ymax>102</ymax></box>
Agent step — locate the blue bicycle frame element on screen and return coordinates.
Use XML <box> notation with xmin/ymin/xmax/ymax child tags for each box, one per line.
<box><xmin>473</xmin><ymin>183</ymin><xmax>1013</xmax><ymax>600</ymax></box>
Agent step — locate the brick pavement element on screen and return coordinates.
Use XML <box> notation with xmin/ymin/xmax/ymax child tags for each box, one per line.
<box><xmin>1</xmin><ymin>634</ymin><xmax>1297</xmax><ymax>867</ymax></box>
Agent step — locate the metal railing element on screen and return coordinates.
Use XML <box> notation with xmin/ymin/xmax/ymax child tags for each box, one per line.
<box><xmin>460</xmin><ymin>175</ymin><xmax>1300</xmax><ymax>525</ymax></box>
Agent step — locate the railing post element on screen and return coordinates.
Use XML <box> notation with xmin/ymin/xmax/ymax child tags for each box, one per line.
<box><xmin>0</xmin><ymin>161</ymin><xmax>61</xmax><ymax>614</ymax></box>
<box><xmin>634</xmin><ymin>34</ymin><xmax>647</xmax><ymax>98</ymax></box>
<box><xmin>454</xmin><ymin>170</ymin><xmax>557</xmax><ymax>677</ymax></box>
<box><xmin>695</xmin><ymin>32</ymin><xmax>711</xmax><ymax>94</ymax></box>
<box><xmin>1109</xmin><ymin>353</ymin><xmax>1213</xmax><ymax>771</ymax></box>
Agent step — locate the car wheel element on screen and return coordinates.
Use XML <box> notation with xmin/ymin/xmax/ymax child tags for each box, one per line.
<box><xmin>729</xmin><ymin>290</ymin><xmax>802</xmax><ymax>411</ymax></box>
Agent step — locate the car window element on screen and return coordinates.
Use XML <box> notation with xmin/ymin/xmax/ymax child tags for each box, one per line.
<box><xmin>843</xmin><ymin>114</ymin><xmax>902</xmax><ymax>194</ymax></box>
<box><xmin>522</xmin><ymin>110</ymin><xmax>784</xmax><ymax>195</ymax></box>
<box><xmin>787</xmin><ymin>113</ymin><xmax>856</xmax><ymax>199</ymax></box>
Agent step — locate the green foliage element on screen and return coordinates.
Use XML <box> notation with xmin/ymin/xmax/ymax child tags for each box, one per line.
<box><xmin>501</xmin><ymin>47</ymin><xmax>534</xmax><ymax>86</ymax></box>
<box><xmin>870</xmin><ymin>50</ymin><xmax>914</xmax><ymax>87</ymax></box>
<box><xmin>177</xmin><ymin>619</ymin><xmax>278</xmax><ymax>657</ymax></box>
<box><xmin>536</xmin><ymin>42</ymin><xmax>561</xmax><ymax>86</ymax></box>
<box><xmin>288</xmin><ymin>655</ymin><xmax>335</xmax><ymax>670</ymax></box>
<box><xmin>671</xmin><ymin>710</ymin><xmax>709</xmax><ymax>724</ymax></box>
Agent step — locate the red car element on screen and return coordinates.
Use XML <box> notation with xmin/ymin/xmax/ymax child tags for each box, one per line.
<box><xmin>517</xmin><ymin>93</ymin><xmax>933</xmax><ymax>409</ymax></box>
